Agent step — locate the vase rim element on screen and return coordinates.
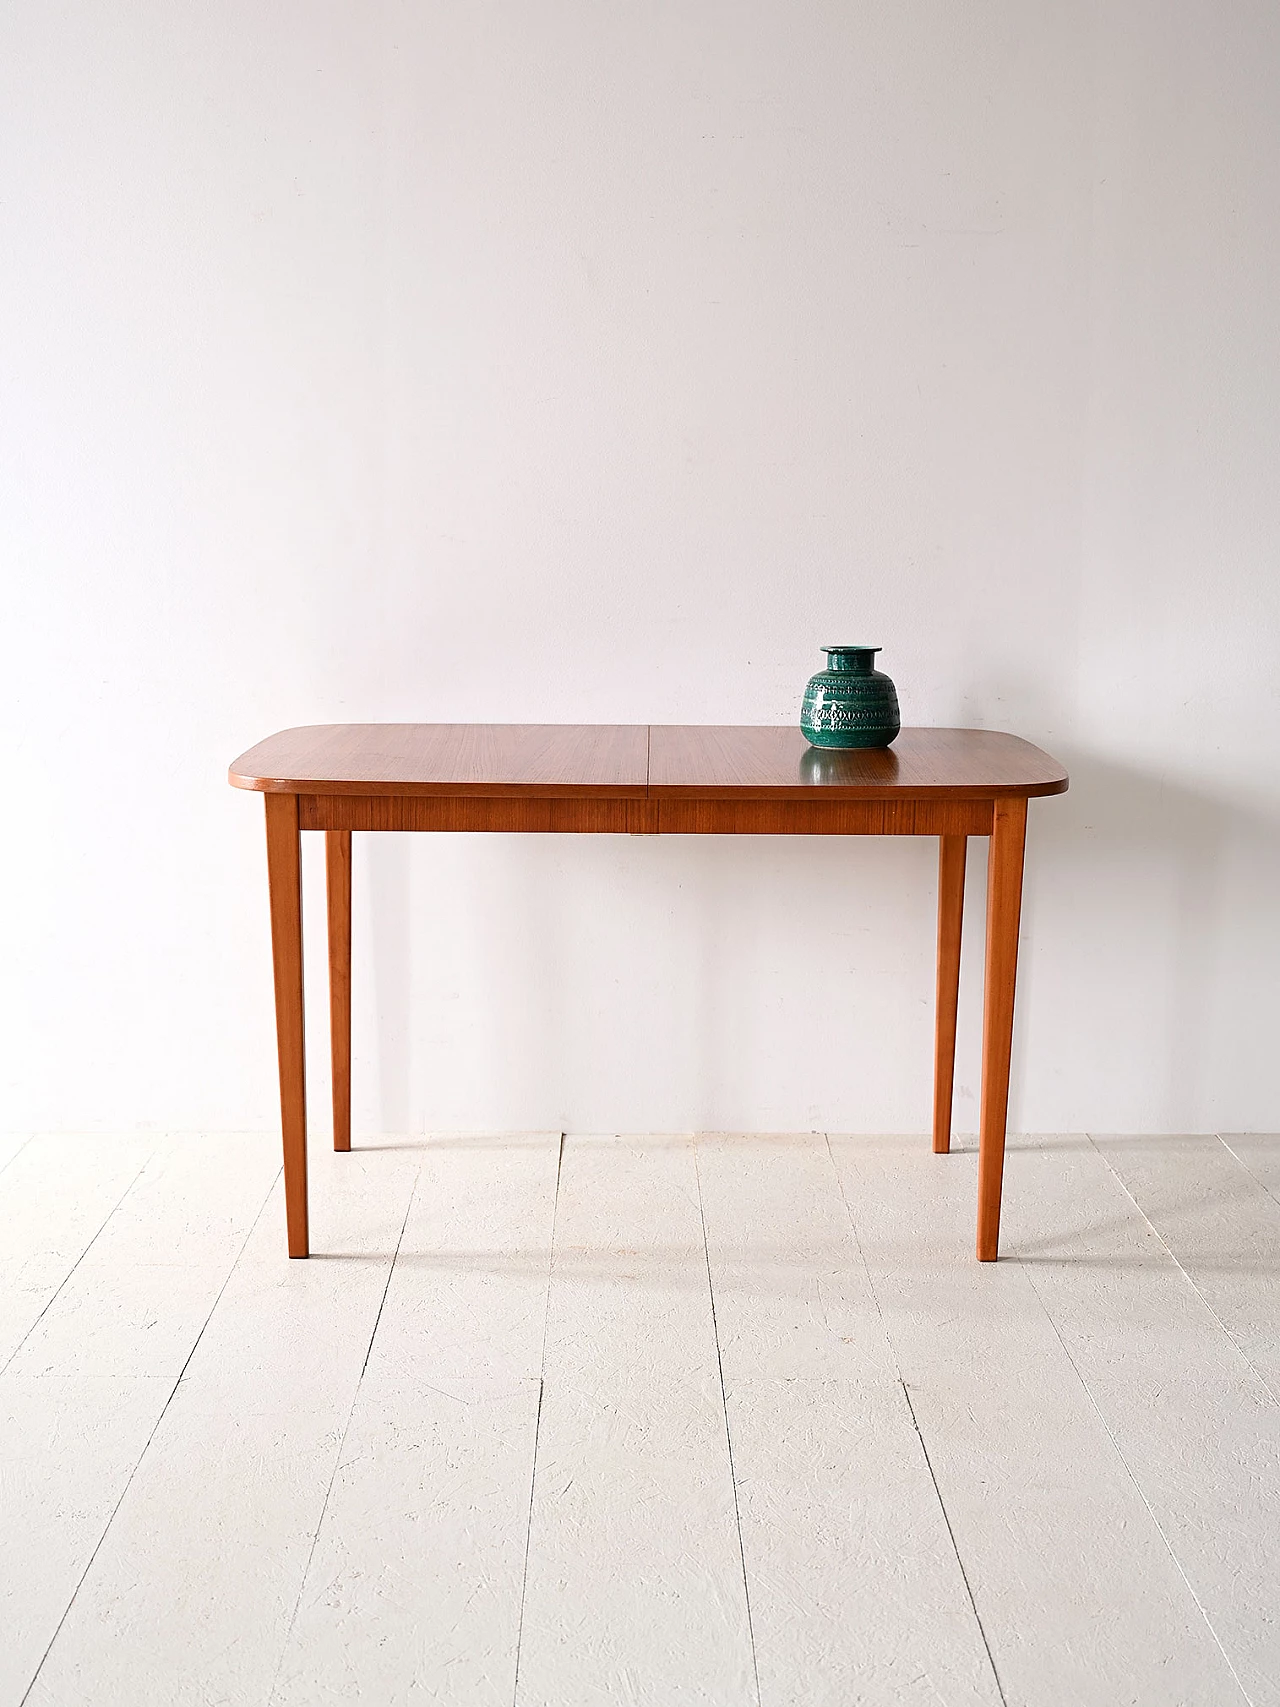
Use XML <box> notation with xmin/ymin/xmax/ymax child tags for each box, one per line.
<box><xmin>822</xmin><ymin>643</ymin><xmax>880</xmax><ymax>653</ymax></box>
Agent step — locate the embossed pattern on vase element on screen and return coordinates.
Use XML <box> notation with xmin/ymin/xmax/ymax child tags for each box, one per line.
<box><xmin>800</xmin><ymin>645</ymin><xmax>901</xmax><ymax>750</ymax></box>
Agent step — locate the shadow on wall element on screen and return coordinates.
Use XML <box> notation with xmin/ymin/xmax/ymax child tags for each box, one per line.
<box><xmin>1020</xmin><ymin>745</ymin><xmax>1280</xmax><ymax>1133</ymax></box>
<box><xmin>367</xmin><ymin>837</ymin><xmax>412</xmax><ymax>1132</ymax></box>
<box><xmin>360</xmin><ymin>830</ymin><xmax>573</xmax><ymax>1135</ymax></box>
<box><xmin>357</xmin><ymin>740</ymin><xmax>1279</xmax><ymax>1137</ymax></box>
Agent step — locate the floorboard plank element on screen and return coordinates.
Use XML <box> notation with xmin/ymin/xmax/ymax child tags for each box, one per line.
<box><xmin>1005</xmin><ymin>1132</ymin><xmax>1280</xmax><ymax>1707</ymax></box>
<box><xmin>0</xmin><ymin>1375</ymin><xmax>171</xmax><ymax>1707</ymax></box>
<box><xmin>1220</xmin><ymin>1133</ymin><xmax>1280</xmax><ymax>1207</ymax></box>
<box><xmin>25</xmin><ymin>1146</ymin><xmax>420</xmax><ymax>1707</ymax></box>
<box><xmin>7</xmin><ymin>1133</ymin><xmax>281</xmax><ymax>1380</ymax></box>
<box><xmin>0</xmin><ymin>1133</ymin><xmax>32</xmax><ymax>1177</ymax></box>
<box><xmin>697</xmin><ymin>1132</ymin><xmax>1001</xmax><ymax>1707</ymax></box>
<box><xmin>271</xmin><ymin>1133</ymin><xmax>561</xmax><ymax>1707</ymax></box>
<box><xmin>1096</xmin><ymin>1133</ymin><xmax>1280</xmax><ymax>1400</ymax></box>
<box><xmin>830</xmin><ymin>1133</ymin><xmax>1247</xmax><ymax>1707</ymax></box>
<box><xmin>8</xmin><ymin>1131</ymin><xmax>1280</xmax><ymax>1705</ymax></box>
<box><xmin>0</xmin><ymin>1134</ymin><xmax>155</xmax><ymax>1369</ymax></box>
<box><xmin>515</xmin><ymin>1135</ymin><xmax>756</xmax><ymax>1707</ymax></box>
<box><xmin>0</xmin><ymin>1135</ymin><xmax>283</xmax><ymax>1707</ymax></box>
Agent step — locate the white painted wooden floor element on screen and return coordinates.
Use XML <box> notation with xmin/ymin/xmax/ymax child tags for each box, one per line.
<box><xmin>2</xmin><ymin>1130</ymin><xmax>1278</xmax><ymax>1706</ymax></box>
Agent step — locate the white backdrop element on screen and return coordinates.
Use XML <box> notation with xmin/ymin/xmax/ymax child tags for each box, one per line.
<box><xmin>2</xmin><ymin>2</ymin><xmax>1277</xmax><ymax>1137</ymax></box>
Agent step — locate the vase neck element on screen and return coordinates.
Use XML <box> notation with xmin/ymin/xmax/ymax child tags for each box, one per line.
<box><xmin>824</xmin><ymin>646</ymin><xmax>879</xmax><ymax>675</ymax></box>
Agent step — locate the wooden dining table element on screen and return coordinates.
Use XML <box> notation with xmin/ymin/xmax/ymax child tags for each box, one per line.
<box><xmin>229</xmin><ymin>724</ymin><xmax>1068</xmax><ymax>1262</ymax></box>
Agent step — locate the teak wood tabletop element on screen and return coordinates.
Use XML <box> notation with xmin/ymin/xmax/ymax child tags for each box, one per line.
<box><xmin>230</xmin><ymin>724</ymin><xmax>1068</xmax><ymax>1262</ymax></box>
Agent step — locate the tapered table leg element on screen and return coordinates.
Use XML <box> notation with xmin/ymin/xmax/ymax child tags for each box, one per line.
<box><xmin>265</xmin><ymin>792</ymin><xmax>308</xmax><ymax>1257</ymax></box>
<box><xmin>933</xmin><ymin>835</ymin><xmax>967</xmax><ymax>1155</ymax></box>
<box><xmin>326</xmin><ymin>830</ymin><xmax>352</xmax><ymax>1153</ymax></box>
<box><xmin>977</xmin><ymin>797</ymin><xmax>1028</xmax><ymax>1260</ymax></box>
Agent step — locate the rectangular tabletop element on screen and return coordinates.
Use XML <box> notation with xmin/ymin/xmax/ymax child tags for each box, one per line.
<box><xmin>230</xmin><ymin>723</ymin><xmax>1067</xmax><ymax>802</ymax></box>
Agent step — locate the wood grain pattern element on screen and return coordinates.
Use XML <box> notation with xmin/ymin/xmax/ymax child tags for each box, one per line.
<box><xmin>649</xmin><ymin>724</ymin><xmax>1068</xmax><ymax>799</ymax></box>
<box><xmin>326</xmin><ymin>831</ymin><xmax>352</xmax><ymax>1154</ymax></box>
<box><xmin>655</xmin><ymin>797</ymin><xmax>992</xmax><ymax>836</ymax></box>
<box><xmin>231</xmin><ymin>725</ymin><xmax>649</xmax><ymax>797</ymax></box>
<box><xmin>265</xmin><ymin>793</ymin><xmax>308</xmax><ymax>1258</ymax></box>
<box><xmin>298</xmin><ymin>794</ymin><xmax>990</xmax><ymax>836</ymax></box>
<box><xmin>232</xmin><ymin>723</ymin><xmax>1068</xmax><ymax>801</ymax></box>
<box><xmin>933</xmin><ymin>836</ymin><xmax>967</xmax><ymax>1155</ymax></box>
<box><xmin>977</xmin><ymin>797</ymin><xmax>1028</xmax><ymax>1261</ymax></box>
<box><xmin>298</xmin><ymin>795</ymin><xmax>658</xmax><ymax>834</ymax></box>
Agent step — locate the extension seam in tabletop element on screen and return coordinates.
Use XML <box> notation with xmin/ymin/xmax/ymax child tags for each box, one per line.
<box><xmin>231</xmin><ymin>721</ymin><xmax>1069</xmax><ymax>1263</ymax></box>
<box><xmin>229</xmin><ymin>723</ymin><xmax>1068</xmax><ymax>801</ymax></box>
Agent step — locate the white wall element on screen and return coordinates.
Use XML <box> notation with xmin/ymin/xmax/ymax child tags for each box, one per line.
<box><xmin>2</xmin><ymin>2</ymin><xmax>1277</xmax><ymax>1138</ymax></box>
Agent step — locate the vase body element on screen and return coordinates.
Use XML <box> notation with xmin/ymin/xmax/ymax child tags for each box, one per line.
<box><xmin>800</xmin><ymin>645</ymin><xmax>900</xmax><ymax>749</ymax></box>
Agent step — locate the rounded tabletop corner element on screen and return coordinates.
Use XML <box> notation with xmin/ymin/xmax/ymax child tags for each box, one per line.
<box><xmin>646</xmin><ymin>726</ymin><xmax>1068</xmax><ymax>799</ymax></box>
<box><xmin>229</xmin><ymin>726</ymin><xmax>324</xmax><ymax>792</ymax></box>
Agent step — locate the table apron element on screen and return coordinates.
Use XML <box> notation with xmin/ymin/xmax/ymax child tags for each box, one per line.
<box><xmin>297</xmin><ymin>794</ymin><xmax>995</xmax><ymax>836</ymax></box>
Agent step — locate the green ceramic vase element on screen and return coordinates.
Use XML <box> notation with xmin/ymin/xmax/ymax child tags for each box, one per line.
<box><xmin>800</xmin><ymin>645</ymin><xmax>901</xmax><ymax>749</ymax></box>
